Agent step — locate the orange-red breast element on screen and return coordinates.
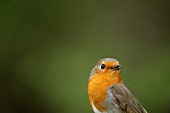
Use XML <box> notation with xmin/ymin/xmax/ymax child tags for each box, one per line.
<box><xmin>88</xmin><ymin>58</ymin><xmax>147</xmax><ymax>113</ymax></box>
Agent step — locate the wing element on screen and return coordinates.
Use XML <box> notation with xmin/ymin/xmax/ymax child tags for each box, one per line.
<box><xmin>107</xmin><ymin>83</ymin><xmax>147</xmax><ymax>113</ymax></box>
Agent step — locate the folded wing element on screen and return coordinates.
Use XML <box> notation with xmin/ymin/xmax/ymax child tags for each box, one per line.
<box><xmin>107</xmin><ymin>83</ymin><xmax>147</xmax><ymax>113</ymax></box>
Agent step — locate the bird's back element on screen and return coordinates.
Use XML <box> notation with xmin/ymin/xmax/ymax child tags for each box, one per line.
<box><xmin>106</xmin><ymin>82</ymin><xmax>147</xmax><ymax>113</ymax></box>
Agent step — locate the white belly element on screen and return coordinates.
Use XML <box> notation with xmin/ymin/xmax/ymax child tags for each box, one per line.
<box><xmin>92</xmin><ymin>102</ymin><xmax>122</xmax><ymax>113</ymax></box>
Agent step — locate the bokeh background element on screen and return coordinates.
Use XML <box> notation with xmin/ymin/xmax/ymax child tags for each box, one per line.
<box><xmin>0</xmin><ymin>0</ymin><xmax>170</xmax><ymax>113</ymax></box>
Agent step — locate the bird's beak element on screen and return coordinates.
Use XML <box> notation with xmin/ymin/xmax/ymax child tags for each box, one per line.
<box><xmin>110</xmin><ymin>64</ymin><xmax>121</xmax><ymax>70</ymax></box>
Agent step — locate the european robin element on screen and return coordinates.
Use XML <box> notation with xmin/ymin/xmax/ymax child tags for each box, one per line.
<box><xmin>88</xmin><ymin>58</ymin><xmax>147</xmax><ymax>113</ymax></box>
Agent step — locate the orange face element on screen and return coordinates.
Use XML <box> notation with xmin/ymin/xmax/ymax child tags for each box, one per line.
<box><xmin>88</xmin><ymin>58</ymin><xmax>122</xmax><ymax>112</ymax></box>
<box><xmin>93</xmin><ymin>61</ymin><xmax>121</xmax><ymax>76</ymax></box>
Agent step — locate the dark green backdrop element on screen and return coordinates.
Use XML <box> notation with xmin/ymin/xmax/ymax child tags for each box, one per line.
<box><xmin>0</xmin><ymin>0</ymin><xmax>170</xmax><ymax>113</ymax></box>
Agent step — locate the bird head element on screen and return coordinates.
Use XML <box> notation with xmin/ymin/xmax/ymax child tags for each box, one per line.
<box><xmin>90</xmin><ymin>58</ymin><xmax>121</xmax><ymax>76</ymax></box>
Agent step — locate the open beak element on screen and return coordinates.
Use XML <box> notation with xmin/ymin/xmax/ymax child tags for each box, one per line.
<box><xmin>110</xmin><ymin>64</ymin><xmax>121</xmax><ymax>70</ymax></box>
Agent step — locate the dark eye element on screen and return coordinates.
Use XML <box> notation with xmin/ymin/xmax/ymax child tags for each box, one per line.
<box><xmin>101</xmin><ymin>64</ymin><xmax>105</xmax><ymax>69</ymax></box>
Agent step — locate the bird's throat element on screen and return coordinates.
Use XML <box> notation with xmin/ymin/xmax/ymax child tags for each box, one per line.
<box><xmin>104</xmin><ymin>70</ymin><xmax>122</xmax><ymax>84</ymax></box>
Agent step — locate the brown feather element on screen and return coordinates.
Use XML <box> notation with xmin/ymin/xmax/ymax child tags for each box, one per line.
<box><xmin>108</xmin><ymin>83</ymin><xmax>147</xmax><ymax>113</ymax></box>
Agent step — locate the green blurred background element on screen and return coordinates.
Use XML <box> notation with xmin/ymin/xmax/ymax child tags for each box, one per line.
<box><xmin>0</xmin><ymin>0</ymin><xmax>170</xmax><ymax>113</ymax></box>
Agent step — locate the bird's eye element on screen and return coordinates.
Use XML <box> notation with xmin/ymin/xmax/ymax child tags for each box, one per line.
<box><xmin>101</xmin><ymin>64</ymin><xmax>105</xmax><ymax>69</ymax></box>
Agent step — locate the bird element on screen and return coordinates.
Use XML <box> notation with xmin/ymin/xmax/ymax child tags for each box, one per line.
<box><xmin>88</xmin><ymin>58</ymin><xmax>147</xmax><ymax>113</ymax></box>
